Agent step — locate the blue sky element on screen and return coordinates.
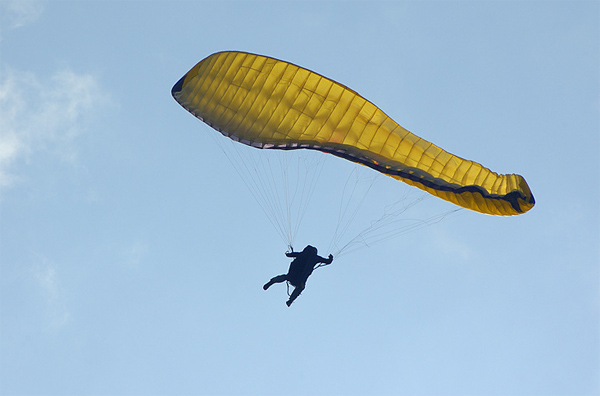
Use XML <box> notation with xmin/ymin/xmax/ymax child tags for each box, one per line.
<box><xmin>1</xmin><ymin>1</ymin><xmax>598</xmax><ymax>395</ymax></box>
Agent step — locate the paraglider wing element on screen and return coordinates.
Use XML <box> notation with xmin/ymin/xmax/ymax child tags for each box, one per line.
<box><xmin>172</xmin><ymin>51</ymin><xmax>535</xmax><ymax>216</ymax></box>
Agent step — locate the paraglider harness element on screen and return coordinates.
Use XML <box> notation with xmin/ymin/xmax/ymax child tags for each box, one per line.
<box><xmin>285</xmin><ymin>245</ymin><xmax>332</xmax><ymax>297</ymax></box>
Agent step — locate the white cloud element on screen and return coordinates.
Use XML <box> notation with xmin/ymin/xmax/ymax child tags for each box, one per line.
<box><xmin>0</xmin><ymin>0</ymin><xmax>44</xmax><ymax>31</ymax></box>
<box><xmin>433</xmin><ymin>227</ymin><xmax>476</xmax><ymax>262</ymax></box>
<box><xmin>33</xmin><ymin>258</ymin><xmax>70</xmax><ymax>330</ymax></box>
<box><xmin>124</xmin><ymin>240</ymin><xmax>149</xmax><ymax>268</ymax></box>
<box><xmin>0</xmin><ymin>68</ymin><xmax>111</xmax><ymax>188</ymax></box>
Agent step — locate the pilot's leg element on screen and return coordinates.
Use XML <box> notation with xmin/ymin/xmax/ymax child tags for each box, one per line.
<box><xmin>286</xmin><ymin>283</ymin><xmax>305</xmax><ymax>306</ymax></box>
<box><xmin>263</xmin><ymin>274</ymin><xmax>287</xmax><ymax>290</ymax></box>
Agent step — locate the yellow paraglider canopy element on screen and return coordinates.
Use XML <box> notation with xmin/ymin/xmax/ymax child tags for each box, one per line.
<box><xmin>172</xmin><ymin>51</ymin><xmax>534</xmax><ymax>216</ymax></box>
